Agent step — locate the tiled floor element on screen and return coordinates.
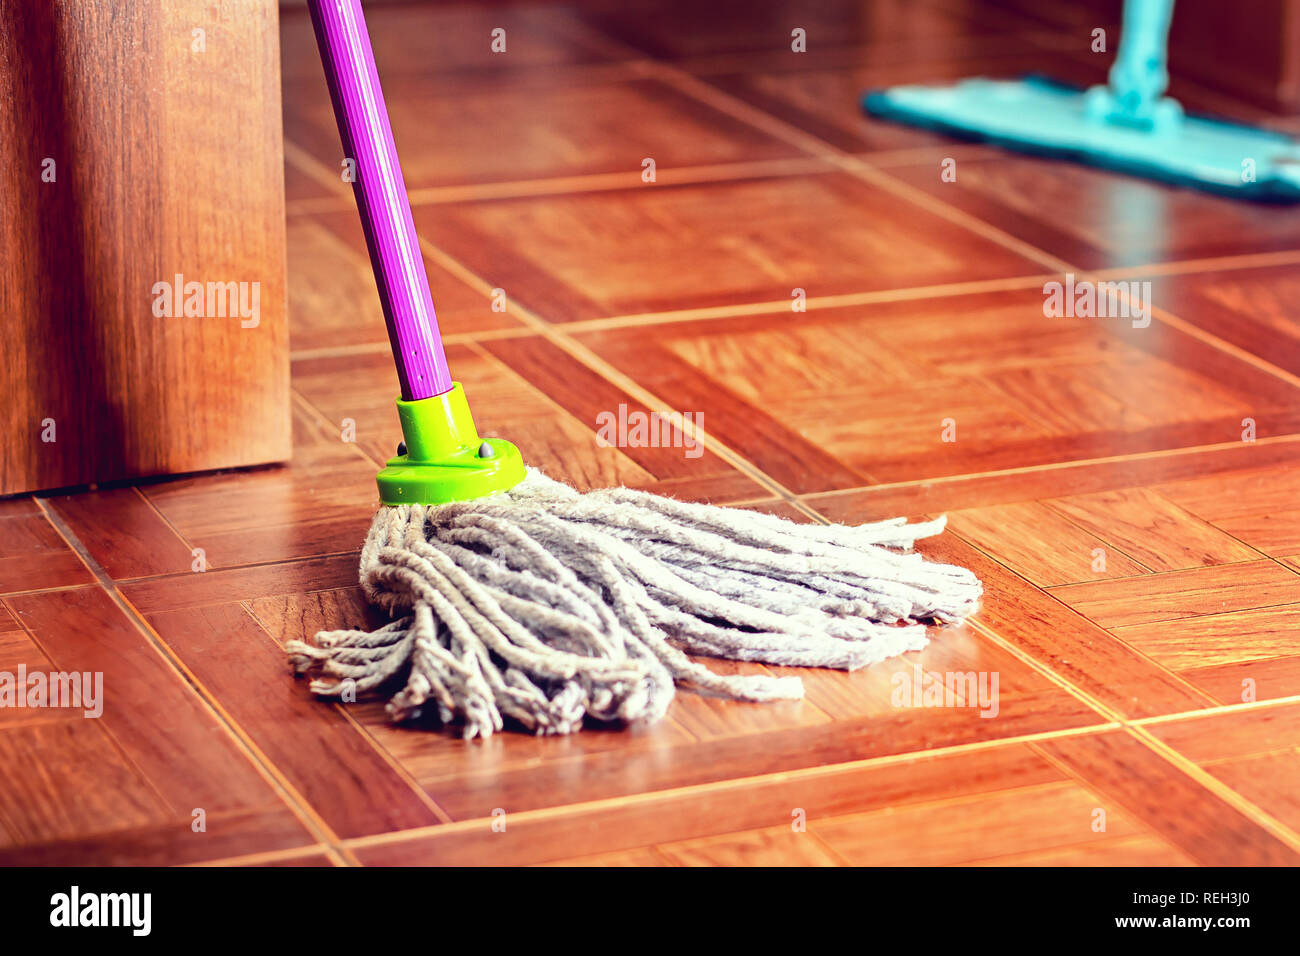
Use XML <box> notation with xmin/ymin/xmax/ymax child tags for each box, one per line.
<box><xmin>3</xmin><ymin>0</ymin><xmax>1300</xmax><ymax>865</ymax></box>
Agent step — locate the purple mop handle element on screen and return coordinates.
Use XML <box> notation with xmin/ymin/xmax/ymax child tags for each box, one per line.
<box><xmin>307</xmin><ymin>0</ymin><xmax>452</xmax><ymax>401</ymax></box>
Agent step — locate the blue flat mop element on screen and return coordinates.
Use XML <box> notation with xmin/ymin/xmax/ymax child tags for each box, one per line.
<box><xmin>863</xmin><ymin>0</ymin><xmax>1300</xmax><ymax>200</ymax></box>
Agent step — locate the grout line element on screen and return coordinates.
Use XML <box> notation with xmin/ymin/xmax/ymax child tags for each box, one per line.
<box><xmin>1044</xmin><ymin>555</ymin><xmax>1290</xmax><ymax>589</ymax></box>
<box><xmin>1096</xmin><ymin>248</ymin><xmax>1300</xmax><ymax>280</ymax></box>
<box><xmin>287</xmin><ymin>272</ymin><xmax>1057</xmax><ymax>359</ymax></box>
<box><xmin>805</xmin><ymin>830</ymin><xmax>853</xmax><ymax>867</ymax></box>
<box><xmin>551</xmin><ymin>273</ymin><xmax>1057</xmax><ymax>333</ymax></box>
<box><xmin>640</xmin><ymin>57</ymin><xmax>1300</xmax><ymax>394</ymax></box>
<box><xmin>953</xmin><ymin>831</ymin><xmax>1190</xmax><ymax>866</ymax></box>
<box><xmin>339</xmin><ymin>721</ymin><xmax>1120</xmax><ymax>851</ymax></box>
<box><xmin>403</xmin><ymin>176</ymin><xmax>1294</xmax><ymax>843</ymax></box>
<box><xmin>1022</xmin><ymin>740</ymin><xmax>1224</xmax><ymax>865</ymax></box>
<box><xmin>1129</xmin><ymin>724</ymin><xmax>1300</xmax><ymax>855</ymax></box>
<box><xmin>801</xmin><ymin>433</ymin><xmax>1300</xmax><ymax>502</ymax></box>
<box><xmin>284</xmin><ymin>139</ymin><xmax>352</xmax><ymax>199</ymax></box>
<box><xmin>1199</xmin><ymin>742</ymin><xmax>1300</xmax><ymax>769</ymax></box>
<box><xmin>965</xmin><ymin>619</ymin><xmax>1134</xmax><ymax>725</ymax></box>
<box><xmin>130</xmin><ymin>486</ymin><xmax>198</xmax><ymax>555</ymax></box>
<box><xmin>0</xmin><ymin>593</ymin><xmax>184</xmax><ymax>826</ymax></box>
<box><xmin>643</xmin><ymin>63</ymin><xmax>1074</xmax><ymax>273</ymax></box>
<box><xmin>1148</xmin><ymin>297</ymin><xmax>1300</xmax><ymax>391</ymax></box>
<box><xmin>117</xmin><ymin>548</ymin><xmax>362</xmax><ymax>588</ymax></box>
<box><xmin>957</xmin><ymin>584</ymin><xmax>1300</xmax><ymax>850</ymax></box>
<box><xmin>403</xmin><ymin>156</ymin><xmax>833</xmax><ymax>205</ymax></box>
<box><xmin>1132</xmin><ymin>692</ymin><xmax>1300</xmax><ymax>727</ymax></box>
<box><xmin>1110</xmin><ymin>599</ymin><xmax>1300</xmax><ymax>634</ymax></box>
<box><xmin>185</xmin><ymin>843</ymin><xmax>336</xmax><ymax>868</ymax></box>
<box><xmin>413</xmin><ymin>233</ymin><xmax>808</xmax><ymax>506</ymax></box>
<box><xmin>962</xmin><ymin>551</ymin><xmax>1221</xmax><ymax>710</ymax></box>
<box><xmin>290</xmin><ymin>389</ymin><xmax>385</xmax><ymax>470</ymax></box>
<box><xmin>291</xmin><ymin>326</ymin><xmax>536</xmax><ymax>361</ymax></box>
<box><xmin>285</xmin><ymin>30</ymin><xmax>1300</xmax><ymax>859</ymax></box>
<box><xmin>32</xmin><ymin>499</ymin><xmax>358</xmax><ymax>865</ymax></box>
<box><xmin>285</xmin><ymin>153</ymin><xmax>833</xmax><ymax>215</ymax></box>
<box><xmin>240</xmin><ymin>599</ymin><xmax>454</xmax><ymax>827</ymax></box>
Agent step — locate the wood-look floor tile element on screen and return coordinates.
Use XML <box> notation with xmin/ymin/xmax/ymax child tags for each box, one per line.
<box><xmin>415</xmin><ymin>173</ymin><xmax>1044</xmax><ymax>323</ymax></box>
<box><xmin>670</xmin><ymin>658</ymin><xmax>833</xmax><ymax>740</ymax></box>
<box><xmin>1178</xmin><ymin>656</ymin><xmax>1300</xmax><ymax>706</ymax></box>
<box><xmin>481</xmin><ymin>336</ymin><xmax>765</xmax><ymax>500</ymax></box>
<box><xmin>364</xmin><ymin>708</ymin><xmax>696</xmax><ymax>814</ymax></box>
<box><xmin>535</xmin><ymin>846</ymin><xmax>671</xmax><ymax>867</ymax></box>
<box><xmin>354</xmin><ymin>740</ymin><xmax>1066</xmax><ymax>864</ymax></box>
<box><xmin>0</xmin><ymin>496</ymin><xmax>40</xmax><ymax>519</ymax></box>
<box><xmin>807</xmin><ymin>441</ymin><xmax>1300</xmax><ymax>520</ymax></box>
<box><xmin>656</xmin><ymin>826</ymin><xmax>843</xmax><ymax>866</ymax></box>
<box><xmin>286</xmin><ymin>73</ymin><xmax>803</xmax><ymax>192</ymax></box>
<box><xmin>1199</xmin><ymin>750</ymin><xmax>1300</xmax><ymax>834</ymax></box>
<box><xmin>245</xmin><ymin>586</ymin><xmax>386</xmax><ymax>650</ymax></box>
<box><xmin>140</xmin><ymin>407</ymin><xmax>377</xmax><ymax>570</ymax></box>
<box><xmin>284</xmin><ymin>151</ymin><xmax>338</xmax><ymax>204</ymax></box>
<box><xmin>279</xmin><ymin>3</ymin><xmax>626</xmax><ymax>85</ymax></box>
<box><xmin>295</xmin><ymin>345</ymin><xmax>652</xmax><ymax>491</ymax></box>
<box><xmin>1115</xmin><ymin>604</ymin><xmax>1300</xmax><ymax>671</ymax></box>
<box><xmin>813</xmin><ymin>780</ymin><xmax>1142</xmax><ymax>866</ymax></box>
<box><xmin>146</xmin><ymin>601</ymin><xmax>442</xmax><ymax>839</ymax></box>
<box><xmin>1210</xmin><ymin>510</ymin><xmax>1300</xmax><ymax>557</ymax></box>
<box><xmin>0</xmin><ymin>720</ymin><xmax>165</xmax><ymax>846</ymax></box>
<box><xmin>240</xmin><ymin>585</ymin><xmax>692</xmax><ymax>795</ymax></box>
<box><xmin>581</xmin><ymin>0</ymin><xmax>1032</xmax><ymax>61</ymax></box>
<box><xmin>1145</xmin><ymin>701</ymin><xmax>1300</xmax><ymax>763</ymax></box>
<box><xmin>948</xmin><ymin>500</ymin><xmax>1149</xmax><ymax>586</ymax></box>
<box><xmin>288</xmin><ymin>213</ymin><xmax>522</xmax><ymax>353</ymax></box>
<box><xmin>1046</xmin><ymin>487</ymin><xmax>1262</xmax><ymax>572</ymax></box>
<box><xmin>0</xmin><ymin>514</ymin><xmax>92</xmax><ymax>594</ymax></box>
<box><xmin>580</xmin><ymin>290</ymin><xmax>1297</xmax><ymax>491</ymax></box>
<box><xmin>885</xmin><ymin>152</ymin><xmax>1300</xmax><ymax>269</ymax></box>
<box><xmin>46</xmin><ymin>487</ymin><xmax>194</xmax><ymax>580</ymax></box>
<box><xmin>293</xmin><ymin>342</ymin><xmax>765</xmax><ymax>501</ymax></box>
<box><xmin>1051</xmin><ymin>560</ymin><xmax>1300</xmax><ymax>629</ymax></box>
<box><xmin>7</xmin><ymin>587</ymin><xmax>281</xmax><ymax>815</ymax></box>
<box><xmin>120</xmin><ymin>552</ymin><xmax>361</xmax><ymax>615</ymax></box>
<box><xmin>0</xmin><ymin>807</ymin><xmax>313</xmax><ymax>867</ymax></box>
<box><xmin>702</xmin><ymin>45</ymin><xmax>1104</xmax><ymax>152</ymax></box>
<box><xmin>0</xmin><ymin>626</ymin><xmax>49</xmax><ymax>674</ymax></box>
<box><xmin>790</xmin><ymin>619</ymin><xmax>1072</xmax><ymax>730</ymax></box>
<box><xmin>962</xmin><ymin>833</ymin><xmax>1193</xmax><ymax>866</ymax></box>
<box><xmin>1034</xmin><ymin>729</ymin><xmax>1300</xmax><ymax>865</ymax></box>
<box><xmin>856</xmin><ymin>507</ymin><xmax>1215</xmax><ymax>718</ymax></box>
<box><xmin>1148</xmin><ymin>265</ymin><xmax>1300</xmax><ymax>378</ymax></box>
<box><xmin>0</xmin><ymin>623</ymin><xmax>79</xmax><ymax>729</ymax></box>
<box><xmin>414</xmin><ymin>693</ymin><xmax>1096</xmax><ymax>820</ymax></box>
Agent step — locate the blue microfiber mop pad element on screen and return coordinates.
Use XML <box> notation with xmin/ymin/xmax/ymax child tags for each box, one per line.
<box><xmin>862</xmin><ymin>76</ymin><xmax>1300</xmax><ymax>202</ymax></box>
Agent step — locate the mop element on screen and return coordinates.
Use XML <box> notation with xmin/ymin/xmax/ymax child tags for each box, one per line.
<box><xmin>287</xmin><ymin>0</ymin><xmax>982</xmax><ymax>738</ymax></box>
<box><xmin>863</xmin><ymin>0</ymin><xmax>1300</xmax><ymax>200</ymax></box>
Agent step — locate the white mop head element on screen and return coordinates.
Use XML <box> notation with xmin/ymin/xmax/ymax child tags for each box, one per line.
<box><xmin>287</xmin><ymin>469</ymin><xmax>981</xmax><ymax>738</ymax></box>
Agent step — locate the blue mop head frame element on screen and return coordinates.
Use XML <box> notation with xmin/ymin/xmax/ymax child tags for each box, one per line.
<box><xmin>862</xmin><ymin>0</ymin><xmax>1300</xmax><ymax>202</ymax></box>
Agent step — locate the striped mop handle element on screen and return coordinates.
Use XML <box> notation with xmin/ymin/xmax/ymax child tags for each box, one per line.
<box><xmin>307</xmin><ymin>0</ymin><xmax>453</xmax><ymax>401</ymax></box>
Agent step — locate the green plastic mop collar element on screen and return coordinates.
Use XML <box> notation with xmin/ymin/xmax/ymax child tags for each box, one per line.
<box><xmin>376</xmin><ymin>383</ymin><xmax>526</xmax><ymax>505</ymax></box>
<box><xmin>862</xmin><ymin>0</ymin><xmax>1300</xmax><ymax>200</ymax></box>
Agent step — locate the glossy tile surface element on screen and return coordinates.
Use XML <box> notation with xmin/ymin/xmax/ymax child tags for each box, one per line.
<box><xmin>2</xmin><ymin>0</ymin><xmax>1298</xmax><ymax>866</ymax></box>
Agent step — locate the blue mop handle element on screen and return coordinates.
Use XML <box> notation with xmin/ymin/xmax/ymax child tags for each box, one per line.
<box><xmin>1108</xmin><ymin>0</ymin><xmax>1176</xmax><ymax>119</ymax></box>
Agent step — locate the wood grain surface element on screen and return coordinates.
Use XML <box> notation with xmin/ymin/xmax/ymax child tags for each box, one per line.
<box><xmin>0</xmin><ymin>0</ymin><xmax>290</xmax><ymax>494</ymax></box>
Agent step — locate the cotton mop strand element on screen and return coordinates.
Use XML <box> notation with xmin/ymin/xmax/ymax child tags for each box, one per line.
<box><xmin>287</xmin><ymin>0</ymin><xmax>982</xmax><ymax>738</ymax></box>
